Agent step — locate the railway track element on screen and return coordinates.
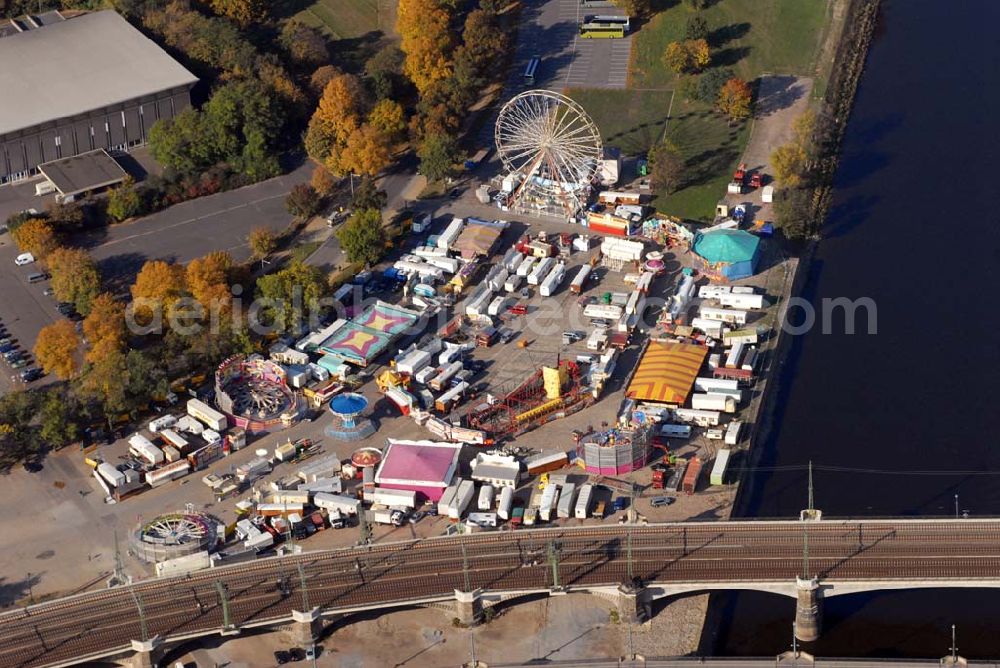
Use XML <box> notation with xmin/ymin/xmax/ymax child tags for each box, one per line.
<box><xmin>2</xmin><ymin>520</ymin><xmax>1000</xmax><ymax>667</ymax></box>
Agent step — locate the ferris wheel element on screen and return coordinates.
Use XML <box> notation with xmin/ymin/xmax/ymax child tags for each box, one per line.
<box><xmin>494</xmin><ymin>90</ymin><xmax>602</xmax><ymax>217</ymax></box>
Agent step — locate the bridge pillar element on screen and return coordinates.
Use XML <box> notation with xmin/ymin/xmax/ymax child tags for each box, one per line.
<box><xmin>616</xmin><ymin>584</ymin><xmax>647</xmax><ymax>624</ymax></box>
<box><xmin>124</xmin><ymin>636</ymin><xmax>163</xmax><ymax>668</ymax></box>
<box><xmin>453</xmin><ymin>589</ymin><xmax>484</xmax><ymax>626</ymax></box>
<box><xmin>289</xmin><ymin>608</ymin><xmax>322</xmax><ymax>649</ymax></box>
<box><xmin>794</xmin><ymin>577</ymin><xmax>821</xmax><ymax>643</ymax></box>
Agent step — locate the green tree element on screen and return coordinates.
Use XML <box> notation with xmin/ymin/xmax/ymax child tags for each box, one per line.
<box><xmin>418</xmin><ymin>133</ymin><xmax>460</xmax><ymax>181</ymax></box>
<box><xmin>649</xmin><ymin>140</ymin><xmax>686</xmax><ymax>195</ymax></box>
<box><xmin>770</xmin><ymin>142</ymin><xmax>808</xmax><ymax>188</ymax></box>
<box><xmin>351</xmin><ymin>177</ymin><xmax>387</xmax><ymax>211</ymax></box>
<box><xmin>148</xmin><ymin>108</ymin><xmax>211</xmax><ymax>174</ymax></box>
<box><xmin>685</xmin><ymin>14</ymin><xmax>708</xmax><ymax>40</ymax></box>
<box><xmin>248</xmin><ymin>226</ymin><xmax>278</xmax><ymax>258</ymax></box>
<box><xmin>279</xmin><ymin>20</ymin><xmax>328</xmax><ymax>67</ymax></box>
<box><xmin>47</xmin><ymin>247</ymin><xmax>101</xmax><ymax>315</ymax></box>
<box><xmin>39</xmin><ymin>389</ymin><xmax>79</xmax><ymax>448</ymax></box>
<box><xmin>336</xmin><ymin>209</ymin><xmax>386</xmax><ymax>268</ymax></box>
<box><xmin>124</xmin><ymin>349</ymin><xmax>169</xmax><ymax>412</ymax></box>
<box><xmin>683</xmin><ymin>0</ymin><xmax>706</xmax><ymax>9</ymax></box>
<box><xmin>695</xmin><ymin>68</ymin><xmax>734</xmax><ymax>103</ymax></box>
<box><xmin>773</xmin><ymin>187</ymin><xmax>814</xmax><ymax>241</ymax></box>
<box><xmin>364</xmin><ymin>44</ymin><xmax>405</xmax><ymax>100</ymax></box>
<box><xmin>106</xmin><ymin>176</ymin><xmax>143</xmax><ymax>222</ymax></box>
<box><xmin>285</xmin><ymin>184</ymin><xmax>322</xmax><ymax>218</ymax></box>
<box><xmin>255</xmin><ymin>261</ymin><xmax>328</xmax><ymax>332</ymax></box>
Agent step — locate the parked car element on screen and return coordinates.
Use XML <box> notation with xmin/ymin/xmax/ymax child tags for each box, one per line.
<box><xmin>0</xmin><ymin>337</ymin><xmax>12</xmax><ymax>347</ymax></box>
<box><xmin>273</xmin><ymin>650</ymin><xmax>291</xmax><ymax>664</ymax></box>
<box><xmin>43</xmin><ymin>287</ymin><xmax>54</xmax><ymax>296</ymax></box>
<box><xmin>14</xmin><ymin>252</ymin><xmax>34</xmax><ymax>266</ymax></box>
<box><xmin>288</xmin><ymin>647</ymin><xmax>307</xmax><ymax>661</ymax></box>
<box><xmin>4</xmin><ymin>350</ymin><xmax>23</xmax><ymax>361</ymax></box>
<box><xmin>650</xmin><ymin>496</ymin><xmax>674</xmax><ymax>508</ymax></box>
<box><xmin>498</xmin><ymin>327</ymin><xmax>516</xmax><ymax>344</ymax></box>
<box><xmin>449</xmin><ymin>188</ymin><xmax>461</xmax><ymax>199</ymax></box>
<box><xmin>9</xmin><ymin>358</ymin><xmax>29</xmax><ymax>369</ymax></box>
<box><xmin>612</xmin><ymin>497</ymin><xmax>629</xmax><ymax>512</ymax></box>
<box><xmin>0</xmin><ymin>343</ymin><xmax>17</xmax><ymax>354</ymax></box>
<box><xmin>20</xmin><ymin>368</ymin><xmax>43</xmax><ymax>382</ymax></box>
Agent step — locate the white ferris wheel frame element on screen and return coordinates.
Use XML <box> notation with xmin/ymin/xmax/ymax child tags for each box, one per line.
<box><xmin>494</xmin><ymin>89</ymin><xmax>602</xmax><ymax>215</ymax></box>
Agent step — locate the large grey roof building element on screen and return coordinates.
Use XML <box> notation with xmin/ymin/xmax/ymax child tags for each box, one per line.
<box><xmin>0</xmin><ymin>10</ymin><xmax>198</xmax><ymax>186</ymax></box>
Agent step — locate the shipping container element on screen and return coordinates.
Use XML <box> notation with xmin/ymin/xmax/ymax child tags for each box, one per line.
<box><xmin>437</xmin><ymin>484</ymin><xmax>459</xmax><ymax>516</ymax></box>
<box><xmin>538</xmin><ymin>484</ymin><xmax>559</xmax><ymax>522</ymax></box>
<box><xmin>159</xmin><ymin>428</ymin><xmax>189</xmax><ymax>453</ymax></box>
<box><xmin>694</xmin><ymin>377</ymin><xmax>740</xmax><ymax>394</ymax></box>
<box><xmin>369</xmin><ymin>488</ymin><xmax>417</xmax><ymax>509</ymax></box>
<box><xmin>497</xmin><ymin>486</ymin><xmax>514</xmax><ymax>520</ymax></box>
<box><xmin>556</xmin><ymin>482</ymin><xmax>576</xmax><ymax>519</ymax></box>
<box><xmin>437</xmin><ymin>218</ymin><xmax>465</xmax><ymax>249</ymax></box>
<box><xmin>574</xmin><ymin>483</ymin><xmax>593</xmax><ymax>519</ymax></box>
<box><xmin>526</xmin><ymin>451</ymin><xmax>568</xmax><ymax>474</ymax></box>
<box><xmin>659</xmin><ymin>423</ymin><xmax>692</xmax><ymax>439</ymax></box>
<box><xmin>128</xmin><ymin>433</ymin><xmax>164</xmax><ymax>466</ymax></box>
<box><xmin>724</xmin><ymin>421</ymin><xmax>743</xmax><ymax>446</ymax></box>
<box><xmin>145</xmin><ymin>459</ymin><xmax>191</xmax><ymax>487</ymax></box>
<box><xmin>710</xmin><ymin>450</ymin><xmax>731</xmax><ymax>485</ymax></box>
<box><xmin>450</xmin><ymin>480</ymin><xmax>476</xmax><ymax>519</ymax></box>
<box><xmin>477</xmin><ymin>484</ymin><xmax>495</xmax><ymax>511</ymax></box>
<box><xmin>396</xmin><ymin>350</ymin><xmax>431</xmax><ymax>376</ymax></box>
<box><xmin>570</xmin><ymin>265</ymin><xmax>591</xmax><ymax>294</ymax></box>
<box><xmin>682</xmin><ymin>457</ymin><xmax>703</xmax><ymax>494</ymax></box>
<box><xmin>427</xmin><ymin>256</ymin><xmax>461</xmax><ymax>274</ymax></box>
<box><xmin>187</xmin><ymin>398</ymin><xmax>227</xmax><ymax>431</ymax></box>
<box><xmin>161</xmin><ymin>444</ymin><xmax>181</xmax><ymax>463</ymax></box>
<box><xmin>691</xmin><ymin>393</ymin><xmax>737</xmax><ymax>413</ymax></box>
<box><xmin>672</xmin><ymin>408</ymin><xmax>721</xmax><ymax>427</ymax></box>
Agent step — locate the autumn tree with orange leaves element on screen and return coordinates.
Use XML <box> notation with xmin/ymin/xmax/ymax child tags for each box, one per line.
<box><xmin>11</xmin><ymin>218</ymin><xmax>58</xmax><ymax>260</ymax></box>
<box><xmin>130</xmin><ymin>260</ymin><xmax>186</xmax><ymax>325</ymax></box>
<box><xmin>186</xmin><ymin>251</ymin><xmax>233</xmax><ymax>312</ymax></box>
<box><xmin>717</xmin><ymin>77</ymin><xmax>753</xmax><ymax>124</ymax></box>
<box><xmin>46</xmin><ymin>247</ymin><xmax>101</xmax><ymax>315</ymax></box>
<box><xmin>34</xmin><ymin>319</ymin><xmax>80</xmax><ymax>380</ymax></box>
<box><xmin>82</xmin><ymin>294</ymin><xmax>127</xmax><ymax>364</ymax></box>
<box><xmin>398</xmin><ymin>0</ymin><xmax>454</xmax><ymax>94</ymax></box>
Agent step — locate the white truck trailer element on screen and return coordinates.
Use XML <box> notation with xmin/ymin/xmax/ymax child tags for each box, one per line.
<box><xmin>556</xmin><ymin>483</ymin><xmax>576</xmax><ymax>519</ymax></box>
<box><xmin>574</xmin><ymin>483</ymin><xmax>594</xmax><ymax>519</ymax></box>
<box><xmin>478</xmin><ymin>484</ymin><xmax>495</xmax><ymax>511</ymax></box>
<box><xmin>497</xmin><ymin>486</ymin><xmax>514</xmax><ymax>520</ymax></box>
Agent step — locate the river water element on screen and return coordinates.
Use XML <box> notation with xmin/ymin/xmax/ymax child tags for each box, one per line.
<box><xmin>713</xmin><ymin>0</ymin><xmax>1000</xmax><ymax>658</ymax></box>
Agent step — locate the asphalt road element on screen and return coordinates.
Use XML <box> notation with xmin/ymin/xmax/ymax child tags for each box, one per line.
<box><xmin>1</xmin><ymin>519</ymin><xmax>998</xmax><ymax>668</ymax></box>
<box><xmin>80</xmin><ymin>162</ymin><xmax>311</xmax><ymax>290</ymax></box>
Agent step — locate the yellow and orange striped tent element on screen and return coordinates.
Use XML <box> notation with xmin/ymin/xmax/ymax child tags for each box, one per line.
<box><xmin>626</xmin><ymin>341</ymin><xmax>708</xmax><ymax>405</ymax></box>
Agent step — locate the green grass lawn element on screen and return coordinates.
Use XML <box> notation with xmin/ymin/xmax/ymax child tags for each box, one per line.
<box><xmin>294</xmin><ymin>0</ymin><xmax>384</xmax><ymax>40</ymax></box>
<box><xmin>654</xmin><ymin>98</ymin><xmax>751</xmax><ymax>221</ymax></box>
<box><xmin>631</xmin><ymin>0</ymin><xmax>828</xmax><ymax>89</ymax></box>
<box><xmin>568</xmin><ymin>89</ymin><xmax>675</xmax><ymax>155</ymax></box>
<box><xmin>570</xmin><ymin>88</ymin><xmax>749</xmax><ymax>221</ymax></box>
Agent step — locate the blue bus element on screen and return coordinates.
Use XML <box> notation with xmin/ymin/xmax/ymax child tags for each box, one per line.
<box><xmin>524</xmin><ymin>56</ymin><xmax>541</xmax><ymax>84</ymax></box>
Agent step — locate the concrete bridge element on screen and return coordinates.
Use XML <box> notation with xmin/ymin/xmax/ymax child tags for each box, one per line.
<box><xmin>2</xmin><ymin>517</ymin><xmax>1000</xmax><ymax>668</ymax></box>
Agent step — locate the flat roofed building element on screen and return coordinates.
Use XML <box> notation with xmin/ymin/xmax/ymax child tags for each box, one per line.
<box><xmin>0</xmin><ymin>10</ymin><xmax>198</xmax><ymax>185</ymax></box>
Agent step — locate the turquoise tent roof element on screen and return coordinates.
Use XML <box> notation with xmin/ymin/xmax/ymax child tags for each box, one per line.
<box><xmin>693</xmin><ymin>229</ymin><xmax>760</xmax><ymax>264</ymax></box>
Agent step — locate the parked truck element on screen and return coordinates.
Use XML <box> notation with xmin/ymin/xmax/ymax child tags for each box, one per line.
<box><xmin>574</xmin><ymin>483</ymin><xmax>593</xmax><ymax>519</ymax></box>
<box><xmin>691</xmin><ymin>393</ymin><xmax>737</xmax><ymax>413</ymax></box>
<box><xmin>538</xmin><ymin>484</ymin><xmax>560</xmax><ymax>522</ymax></box>
<box><xmin>682</xmin><ymin>457</ymin><xmax>703</xmax><ymax>494</ymax></box>
<box><xmin>710</xmin><ymin>449</ymin><xmax>731</xmax><ymax>485</ymax></box>
<box><xmin>497</xmin><ymin>486</ymin><xmax>514</xmax><ymax>520</ymax></box>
